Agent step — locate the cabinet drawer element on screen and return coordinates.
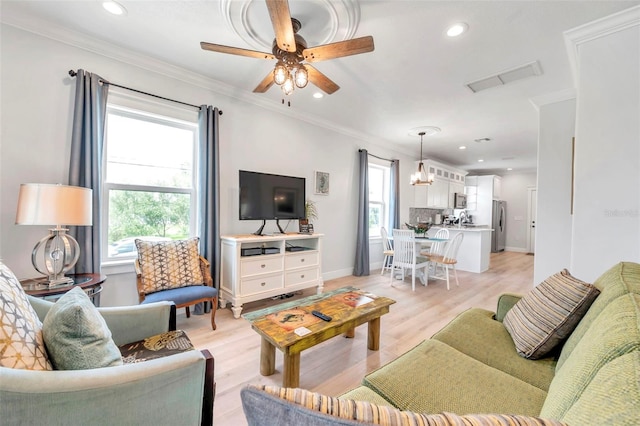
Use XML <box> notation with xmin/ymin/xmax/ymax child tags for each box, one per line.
<box><xmin>285</xmin><ymin>267</ymin><xmax>319</xmax><ymax>287</ymax></box>
<box><xmin>241</xmin><ymin>274</ymin><xmax>283</xmax><ymax>295</ymax></box>
<box><xmin>285</xmin><ymin>251</ymin><xmax>319</xmax><ymax>269</ymax></box>
<box><xmin>241</xmin><ymin>256</ymin><xmax>283</xmax><ymax>277</ymax></box>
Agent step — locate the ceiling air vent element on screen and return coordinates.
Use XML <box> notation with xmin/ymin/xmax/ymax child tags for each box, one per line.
<box><xmin>466</xmin><ymin>61</ymin><xmax>543</xmax><ymax>93</ymax></box>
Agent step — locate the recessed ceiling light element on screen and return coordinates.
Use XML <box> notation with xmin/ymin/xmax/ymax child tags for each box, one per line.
<box><xmin>478</xmin><ymin>159</ymin><xmax>484</xmax><ymax>163</ymax></box>
<box><xmin>313</xmin><ymin>92</ymin><xmax>323</xmax><ymax>99</ymax></box>
<box><xmin>447</xmin><ymin>23</ymin><xmax>468</xmax><ymax>37</ymax></box>
<box><xmin>507</xmin><ymin>167</ymin><xmax>513</xmax><ymax>171</ymax></box>
<box><xmin>102</xmin><ymin>1</ymin><xmax>127</xmax><ymax>16</ymax></box>
<box><xmin>458</xmin><ymin>146</ymin><xmax>467</xmax><ymax>150</ymax></box>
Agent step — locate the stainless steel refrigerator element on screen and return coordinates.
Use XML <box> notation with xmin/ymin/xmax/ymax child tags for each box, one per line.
<box><xmin>491</xmin><ymin>200</ymin><xmax>506</xmax><ymax>252</ymax></box>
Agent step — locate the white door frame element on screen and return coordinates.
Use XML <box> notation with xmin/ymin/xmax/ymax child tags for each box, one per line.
<box><xmin>526</xmin><ymin>187</ymin><xmax>537</xmax><ymax>254</ymax></box>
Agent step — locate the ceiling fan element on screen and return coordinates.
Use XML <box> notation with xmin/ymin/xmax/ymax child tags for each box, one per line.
<box><xmin>200</xmin><ymin>0</ymin><xmax>374</xmax><ymax>96</ymax></box>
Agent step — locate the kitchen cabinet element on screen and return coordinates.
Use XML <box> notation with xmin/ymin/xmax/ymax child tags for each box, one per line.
<box><xmin>493</xmin><ymin>176</ymin><xmax>502</xmax><ymax>200</ymax></box>
<box><xmin>427</xmin><ymin>179</ymin><xmax>449</xmax><ymax>208</ymax></box>
<box><xmin>449</xmin><ymin>181</ymin><xmax>465</xmax><ymax>208</ymax></box>
<box><xmin>411</xmin><ymin>160</ymin><xmax>468</xmax><ymax>209</ymax></box>
<box><xmin>464</xmin><ymin>175</ymin><xmax>502</xmax><ymax>228</ymax></box>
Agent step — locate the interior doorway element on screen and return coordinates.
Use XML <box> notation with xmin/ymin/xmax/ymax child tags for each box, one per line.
<box><xmin>526</xmin><ymin>187</ymin><xmax>537</xmax><ymax>254</ymax></box>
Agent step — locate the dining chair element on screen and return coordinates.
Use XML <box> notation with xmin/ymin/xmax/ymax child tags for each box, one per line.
<box><xmin>426</xmin><ymin>232</ymin><xmax>464</xmax><ymax>290</ymax></box>
<box><xmin>380</xmin><ymin>227</ymin><xmax>394</xmax><ymax>275</ymax></box>
<box><xmin>420</xmin><ymin>228</ymin><xmax>449</xmax><ymax>277</ymax></box>
<box><xmin>389</xmin><ymin>229</ymin><xmax>430</xmax><ymax>291</ymax></box>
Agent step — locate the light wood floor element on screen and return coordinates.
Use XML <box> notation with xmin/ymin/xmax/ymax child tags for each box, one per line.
<box><xmin>180</xmin><ymin>251</ymin><xmax>534</xmax><ymax>426</ymax></box>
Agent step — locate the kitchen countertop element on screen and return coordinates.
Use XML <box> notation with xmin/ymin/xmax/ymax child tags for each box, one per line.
<box><xmin>431</xmin><ymin>225</ymin><xmax>493</xmax><ymax>232</ymax></box>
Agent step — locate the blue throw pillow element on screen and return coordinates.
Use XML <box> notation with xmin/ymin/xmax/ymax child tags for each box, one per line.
<box><xmin>42</xmin><ymin>287</ymin><xmax>122</xmax><ymax>370</ymax></box>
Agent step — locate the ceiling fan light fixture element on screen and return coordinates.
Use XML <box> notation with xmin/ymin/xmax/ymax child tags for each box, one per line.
<box><xmin>294</xmin><ymin>65</ymin><xmax>308</xmax><ymax>88</ymax></box>
<box><xmin>282</xmin><ymin>77</ymin><xmax>295</xmax><ymax>96</ymax></box>
<box><xmin>274</xmin><ymin>62</ymin><xmax>287</xmax><ymax>85</ymax></box>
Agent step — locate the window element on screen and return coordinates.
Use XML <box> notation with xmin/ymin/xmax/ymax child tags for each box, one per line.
<box><xmin>368</xmin><ymin>163</ymin><xmax>390</xmax><ymax>238</ymax></box>
<box><xmin>103</xmin><ymin>103</ymin><xmax>198</xmax><ymax>261</ymax></box>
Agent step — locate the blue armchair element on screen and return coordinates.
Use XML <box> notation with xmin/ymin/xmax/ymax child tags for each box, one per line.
<box><xmin>135</xmin><ymin>238</ymin><xmax>218</xmax><ymax>330</ymax></box>
<box><xmin>0</xmin><ymin>296</ymin><xmax>214</xmax><ymax>426</ymax></box>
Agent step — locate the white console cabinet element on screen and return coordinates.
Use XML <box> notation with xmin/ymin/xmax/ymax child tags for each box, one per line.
<box><xmin>220</xmin><ymin>233</ymin><xmax>323</xmax><ymax>318</ymax></box>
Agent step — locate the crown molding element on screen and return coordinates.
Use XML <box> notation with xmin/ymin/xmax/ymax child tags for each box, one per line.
<box><xmin>529</xmin><ymin>88</ymin><xmax>577</xmax><ymax>111</ymax></box>
<box><xmin>564</xmin><ymin>5</ymin><xmax>640</xmax><ymax>84</ymax></box>
<box><xmin>1</xmin><ymin>10</ymin><xmax>396</xmax><ymax>153</ymax></box>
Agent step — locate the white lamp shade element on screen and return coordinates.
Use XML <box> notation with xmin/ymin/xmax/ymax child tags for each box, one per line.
<box><xmin>15</xmin><ymin>184</ymin><xmax>93</xmax><ymax>226</ymax></box>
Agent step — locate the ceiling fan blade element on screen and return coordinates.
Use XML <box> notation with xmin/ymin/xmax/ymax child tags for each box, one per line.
<box><xmin>200</xmin><ymin>42</ymin><xmax>275</xmax><ymax>60</ymax></box>
<box><xmin>266</xmin><ymin>0</ymin><xmax>296</xmax><ymax>53</ymax></box>
<box><xmin>303</xmin><ymin>36</ymin><xmax>375</xmax><ymax>62</ymax></box>
<box><xmin>253</xmin><ymin>71</ymin><xmax>275</xmax><ymax>93</ymax></box>
<box><xmin>306</xmin><ymin>65</ymin><xmax>340</xmax><ymax>94</ymax></box>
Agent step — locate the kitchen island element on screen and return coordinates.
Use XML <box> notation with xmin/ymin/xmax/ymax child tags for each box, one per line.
<box><xmin>428</xmin><ymin>226</ymin><xmax>493</xmax><ymax>273</ymax></box>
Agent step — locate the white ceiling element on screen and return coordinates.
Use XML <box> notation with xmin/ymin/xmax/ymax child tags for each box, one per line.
<box><xmin>2</xmin><ymin>0</ymin><xmax>637</xmax><ymax>174</ymax></box>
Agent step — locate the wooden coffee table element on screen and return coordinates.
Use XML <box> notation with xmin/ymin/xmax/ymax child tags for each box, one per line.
<box><xmin>242</xmin><ymin>287</ymin><xmax>396</xmax><ymax>387</ymax></box>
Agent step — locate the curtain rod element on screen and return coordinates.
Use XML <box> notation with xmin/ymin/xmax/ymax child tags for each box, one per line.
<box><xmin>359</xmin><ymin>149</ymin><xmax>394</xmax><ymax>163</ymax></box>
<box><xmin>68</xmin><ymin>70</ymin><xmax>222</xmax><ymax>115</ymax></box>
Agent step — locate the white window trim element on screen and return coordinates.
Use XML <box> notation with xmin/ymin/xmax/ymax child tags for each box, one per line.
<box><xmin>101</xmin><ymin>100</ymin><xmax>199</xmax><ymax>269</ymax></box>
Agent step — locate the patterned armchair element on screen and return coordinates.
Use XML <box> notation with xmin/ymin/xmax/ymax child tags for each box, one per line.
<box><xmin>135</xmin><ymin>237</ymin><xmax>218</xmax><ymax>330</ymax></box>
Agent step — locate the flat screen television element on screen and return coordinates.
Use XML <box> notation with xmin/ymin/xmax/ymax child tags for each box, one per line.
<box><xmin>239</xmin><ymin>170</ymin><xmax>306</xmax><ymax>235</ymax></box>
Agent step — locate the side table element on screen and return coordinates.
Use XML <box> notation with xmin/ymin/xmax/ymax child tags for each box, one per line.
<box><xmin>20</xmin><ymin>273</ymin><xmax>107</xmax><ymax>306</ymax></box>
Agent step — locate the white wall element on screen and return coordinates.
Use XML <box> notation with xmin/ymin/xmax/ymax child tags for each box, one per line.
<box><xmin>533</xmin><ymin>97</ymin><xmax>576</xmax><ymax>284</ymax></box>
<box><xmin>570</xmin><ymin>21</ymin><xmax>640</xmax><ymax>280</ymax></box>
<box><xmin>0</xmin><ymin>24</ymin><xmax>415</xmax><ymax>306</ymax></box>
<box><xmin>501</xmin><ymin>173</ymin><xmax>537</xmax><ymax>252</ymax></box>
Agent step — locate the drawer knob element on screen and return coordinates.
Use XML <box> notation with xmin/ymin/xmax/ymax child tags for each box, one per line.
<box><xmin>301</xmin><ymin>275</ymin><xmax>305</xmax><ymax>278</ymax></box>
<box><xmin>300</xmin><ymin>259</ymin><xmax>305</xmax><ymax>262</ymax></box>
<box><xmin>261</xmin><ymin>264</ymin><xmax>266</xmax><ymax>268</ymax></box>
<box><xmin>261</xmin><ymin>282</ymin><xmax>266</xmax><ymax>286</ymax></box>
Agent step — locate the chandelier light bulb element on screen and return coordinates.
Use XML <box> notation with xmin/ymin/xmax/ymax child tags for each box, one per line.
<box><xmin>282</xmin><ymin>77</ymin><xmax>295</xmax><ymax>96</ymax></box>
<box><xmin>294</xmin><ymin>65</ymin><xmax>308</xmax><ymax>88</ymax></box>
<box><xmin>274</xmin><ymin>62</ymin><xmax>287</xmax><ymax>86</ymax></box>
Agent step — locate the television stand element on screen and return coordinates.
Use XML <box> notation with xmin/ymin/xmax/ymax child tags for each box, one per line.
<box><xmin>253</xmin><ymin>220</ymin><xmax>267</xmax><ymax>236</ymax></box>
<box><xmin>220</xmin><ymin>233</ymin><xmax>324</xmax><ymax>318</ymax></box>
<box><xmin>252</xmin><ymin>219</ymin><xmax>287</xmax><ymax>236</ymax></box>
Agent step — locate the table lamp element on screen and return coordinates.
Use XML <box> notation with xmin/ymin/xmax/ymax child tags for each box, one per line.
<box><xmin>15</xmin><ymin>183</ymin><xmax>93</xmax><ymax>287</ymax></box>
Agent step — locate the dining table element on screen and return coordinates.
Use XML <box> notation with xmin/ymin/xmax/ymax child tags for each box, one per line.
<box><xmin>388</xmin><ymin>234</ymin><xmax>449</xmax><ymax>285</ymax></box>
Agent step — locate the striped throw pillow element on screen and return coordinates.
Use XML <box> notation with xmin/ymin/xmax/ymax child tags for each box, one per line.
<box><xmin>503</xmin><ymin>269</ymin><xmax>600</xmax><ymax>359</ymax></box>
<box><xmin>243</xmin><ymin>385</ymin><xmax>567</xmax><ymax>426</ymax></box>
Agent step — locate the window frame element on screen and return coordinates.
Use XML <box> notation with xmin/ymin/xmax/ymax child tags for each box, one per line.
<box><xmin>101</xmin><ymin>102</ymin><xmax>200</xmax><ymax>263</ymax></box>
<box><xmin>368</xmin><ymin>162</ymin><xmax>391</xmax><ymax>239</ymax></box>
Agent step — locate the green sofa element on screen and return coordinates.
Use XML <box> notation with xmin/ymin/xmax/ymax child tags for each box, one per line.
<box><xmin>242</xmin><ymin>262</ymin><xmax>639</xmax><ymax>425</ymax></box>
<box><xmin>339</xmin><ymin>261</ymin><xmax>640</xmax><ymax>424</ymax></box>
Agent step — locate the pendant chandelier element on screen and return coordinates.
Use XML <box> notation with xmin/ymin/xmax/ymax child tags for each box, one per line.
<box><xmin>410</xmin><ymin>131</ymin><xmax>435</xmax><ymax>186</ymax></box>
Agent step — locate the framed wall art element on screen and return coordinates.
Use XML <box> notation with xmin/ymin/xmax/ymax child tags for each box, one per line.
<box><xmin>314</xmin><ymin>171</ymin><xmax>330</xmax><ymax>195</ymax></box>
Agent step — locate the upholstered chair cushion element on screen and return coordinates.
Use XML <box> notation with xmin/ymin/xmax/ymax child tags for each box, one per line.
<box><xmin>0</xmin><ymin>261</ymin><xmax>52</xmax><ymax>370</ymax></box>
<box><xmin>136</xmin><ymin>237</ymin><xmax>204</xmax><ymax>294</ymax></box>
<box><xmin>503</xmin><ymin>269</ymin><xmax>600</xmax><ymax>360</ymax></box>
<box><xmin>241</xmin><ymin>385</ymin><xmax>567</xmax><ymax>426</ymax></box>
<box><xmin>42</xmin><ymin>287</ymin><xmax>123</xmax><ymax>370</ymax></box>
<box><xmin>140</xmin><ymin>285</ymin><xmax>217</xmax><ymax>306</ymax></box>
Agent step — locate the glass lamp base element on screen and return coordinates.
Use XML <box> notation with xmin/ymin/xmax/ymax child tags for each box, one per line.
<box><xmin>46</xmin><ymin>276</ymin><xmax>75</xmax><ymax>287</ymax></box>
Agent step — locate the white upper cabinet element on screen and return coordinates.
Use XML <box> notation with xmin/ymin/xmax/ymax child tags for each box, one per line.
<box><xmin>411</xmin><ymin>160</ymin><xmax>468</xmax><ymax>209</ymax></box>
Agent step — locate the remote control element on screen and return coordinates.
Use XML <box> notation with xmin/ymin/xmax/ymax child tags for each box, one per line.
<box><xmin>311</xmin><ymin>310</ymin><xmax>332</xmax><ymax>322</ymax></box>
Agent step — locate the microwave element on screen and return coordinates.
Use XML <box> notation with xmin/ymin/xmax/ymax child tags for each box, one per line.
<box><xmin>454</xmin><ymin>193</ymin><xmax>467</xmax><ymax>209</ymax></box>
